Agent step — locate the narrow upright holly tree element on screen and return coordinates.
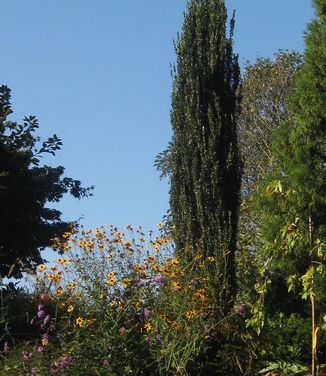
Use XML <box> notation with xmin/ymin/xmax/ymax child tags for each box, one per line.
<box><xmin>170</xmin><ymin>0</ymin><xmax>242</xmax><ymax>307</ymax></box>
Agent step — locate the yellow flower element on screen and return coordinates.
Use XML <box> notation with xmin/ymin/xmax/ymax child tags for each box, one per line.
<box><xmin>116</xmin><ymin>231</ymin><xmax>123</xmax><ymax>237</ymax></box>
<box><xmin>207</xmin><ymin>256</ymin><xmax>215</xmax><ymax>262</ymax></box>
<box><xmin>110</xmin><ymin>300</ymin><xmax>116</xmax><ymax>308</ymax></box>
<box><xmin>107</xmin><ymin>277</ymin><xmax>116</xmax><ymax>286</ymax></box>
<box><xmin>124</xmin><ymin>240</ymin><xmax>132</xmax><ymax>248</ymax></box>
<box><xmin>122</xmin><ymin>278</ymin><xmax>131</xmax><ymax>287</ymax></box>
<box><xmin>134</xmin><ymin>264</ymin><xmax>144</xmax><ymax>272</ymax></box>
<box><xmin>146</xmin><ymin>255</ymin><xmax>154</xmax><ymax>263</ymax></box>
<box><xmin>67</xmin><ymin>305</ymin><xmax>74</xmax><ymax>313</ymax></box>
<box><xmin>60</xmin><ymin>302</ymin><xmax>66</xmax><ymax>309</ymax></box>
<box><xmin>76</xmin><ymin>316</ymin><xmax>83</xmax><ymax>327</ymax></box>
<box><xmin>107</xmin><ymin>254</ymin><xmax>113</xmax><ymax>261</ymax></box>
<box><xmin>153</xmin><ymin>263</ymin><xmax>160</xmax><ymax>272</ymax></box>
<box><xmin>161</xmin><ymin>266</ymin><xmax>169</xmax><ymax>275</ymax></box>
<box><xmin>154</xmin><ymin>245</ymin><xmax>160</xmax><ymax>253</ymax></box>
<box><xmin>98</xmin><ymin>243</ymin><xmax>105</xmax><ymax>250</ymax></box>
<box><xmin>86</xmin><ymin>241</ymin><xmax>94</xmax><ymax>249</ymax></box>
<box><xmin>55</xmin><ymin>287</ymin><xmax>63</xmax><ymax>296</ymax></box>
<box><xmin>157</xmin><ymin>221</ymin><xmax>164</xmax><ymax>228</ymax></box>
<box><xmin>57</xmin><ymin>257</ymin><xmax>64</xmax><ymax>264</ymax></box>
<box><xmin>48</xmin><ymin>273</ymin><xmax>55</xmax><ymax>281</ymax></box>
<box><xmin>38</xmin><ymin>264</ymin><xmax>45</xmax><ymax>272</ymax></box>
<box><xmin>144</xmin><ymin>323</ymin><xmax>152</xmax><ymax>332</ymax></box>
<box><xmin>135</xmin><ymin>300</ymin><xmax>142</xmax><ymax>309</ymax></box>
<box><xmin>170</xmin><ymin>258</ymin><xmax>179</xmax><ymax>266</ymax></box>
<box><xmin>107</xmin><ymin>271</ymin><xmax>115</xmax><ymax>278</ymax></box>
<box><xmin>173</xmin><ymin>282</ymin><xmax>181</xmax><ymax>290</ymax></box>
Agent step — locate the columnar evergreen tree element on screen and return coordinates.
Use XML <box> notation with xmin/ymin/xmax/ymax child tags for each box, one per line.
<box><xmin>170</xmin><ymin>0</ymin><xmax>241</xmax><ymax>305</ymax></box>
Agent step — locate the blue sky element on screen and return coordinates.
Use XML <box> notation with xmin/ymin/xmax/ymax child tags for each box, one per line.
<box><xmin>1</xmin><ymin>1</ymin><xmax>314</xmax><ymax>239</ymax></box>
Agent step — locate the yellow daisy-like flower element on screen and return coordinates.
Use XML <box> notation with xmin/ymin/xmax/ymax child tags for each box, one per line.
<box><xmin>110</xmin><ymin>300</ymin><xmax>116</xmax><ymax>308</ymax></box>
<box><xmin>38</xmin><ymin>264</ymin><xmax>45</xmax><ymax>272</ymax></box>
<box><xmin>153</xmin><ymin>245</ymin><xmax>160</xmax><ymax>253</ymax></box>
<box><xmin>124</xmin><ymin>240</ymin><xmax>132</xmax><ymax>248</ymax></box>
<box><xmin>76</xmin><ymin>316</ymin><xmax>83</xmax><ymax>327</ymax></box>
<box><xmin>55</xmin><ymin>287</ymin><xmax>63</xmax><ymax>296</ymax></box>
<box><xmin>86</xmin><ymin>241</ymin><xmax>94</xmax><ymax>249</ymax></box>
<box><xmin>153</xmin><ymin>263</ymin><xmax>160</xmax><ymax>272</ymax></box>
<box><xmin>146</xmin><ymin>255</ymin><xmax>154</xmax><ymax>263</ymax></box>
<box><xmin>98</xmin><ymin>243</ymin><xmax>105</xmax><ymax>251</ymax></box>
<box><xmin>134</xmin><ymin>264</ymin><xmax>144</xmax><ymax>272</ymax></box>
<box><xmin>107</xmin><ymin>254</ymin><xmax>113</xmax><ymax>261</ymax></box>
<box><xmin>60</xmin><ymin>302</ymin><xmax>66</xmax><ymax>309</ymax></box>
<box><xmin>157</xmin><ymin>221</ymin><xmax>164</xmax><ymax>228</ymax></box>
<box><xmin>107</xmin><ymin>271</ymin><xmax>115</xmax><ymax>278</ymax></box>
<box><xmin>48</xmin><ymin>273</ymin><xmax>55</xmax><ymax>281</ymax></box>
<box><xmin>173</xmin><ymin>282</ymin><xmax>181</xmax><ymax>291</ymax></box>
<box><xmin>67</xmin><ymin>305</ymin><xmax>74</xmax><ymax>313</ymax></box>
<box><xmin>207</xmin><ymin>256</ymin><xmax>215</xmax><ymax>262</ymax></box>
<box><xmin>121</xmin><ymin>278</ymin><xmax>131</xmax><ymax>287</ymax></box>
<box><xmin>78</xmin><ymin>241</ymin><xmax>85</xmax><ymax>248</ymax></box>
<box><xmin>161</xmin><ymin>266</ymin><xmax>169</xmax><ymax>275</ymax></box>
<box><xmin>144</xmin><ymin>323</ymin><xmax>152</xmax><ymax>332</ymax></box>
<box><xmin>170</xmin><ymin>258</ymin><xmax>179</xmax><ymax>266</ymax></box>
<box><xmin>57</xmin><ymin>257</ymin><xmax>64</xmax><ymax>264</ymax></box>
<box><xmin>107</xmin><ymin>277</ymin><xmax>116</xmax><ymax>286</ymax></box>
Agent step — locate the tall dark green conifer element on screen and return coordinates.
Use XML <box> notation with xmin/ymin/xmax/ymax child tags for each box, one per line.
<box><xmin>170</xmin><ymin>0</ymin><xmax>241</xmax><ymax>305</ymax></box>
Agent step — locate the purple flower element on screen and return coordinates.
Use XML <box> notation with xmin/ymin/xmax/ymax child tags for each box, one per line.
<box><xmin>42</xmin><ymin>333</ymin><xmax>48</xmax><ymax>346</ymax></box>
<box><xmin>236</xmin><ymin>305</ymin><xmax>245</xmax><ymax>316</ymax></box>
<box><xmin>145</xmin><ymin>336</ymin><xmax>152</xmax><ymax>347</ymax></box>
<box><xmin>3</xmin><ymin>341</ymin><xmax>9</xmax><ymax>355</ymax></box>
<box><xmin>190</xmin><ymin>279</ymin><xmax>196</xmax><ymax>286</ymax></box>
<box><xmin>152</xmin><ymin>275</ymin><xmax>166</xmax><ymax>286</ymax></box>
<box><xmin>50</xmin><ymin>322</ymin><xmax>56</xmax><ymax>332</ymax></box>
<box><xmin>37</xmin><ymin>304</ymin><xmax>44</xmax><ymax>311</ymax></box>
<box><xmin>43</xmin><ymin>314</ymin><xmax>50</xmax><ymax>326</ymax></box>
<box><xmin>31</xmin><ymin>367</ymin><xmax>40</xmax><ymax>376</ymax></box>
<box><xmin>144</xmin><ymin>309</ymin><xmax>151</xmax><ymax>317</ymax></box>
<box><xmin>156</xmin><ymin>334</ymin><xmax>162</xmax><ymax>341</ymax></box>
<box><xmin>103</xmin><ymin>359</ymin><xmax>110</xmax><ymax>366</ymax></box>
<box><xmin>37</xmin><ymin>310</ymin><xmax>45</xmax><ymax>319</ymax></box>
<box><xmin>204</xmin><ymin>324</ymin><xmax>211</xmax><ymax>333</ymax></box>
<box><xmin>30</xmin><ymin>318</ymin><xmax>35</xmax><ymax>325</ymax></box>
<box><xmin>119</xmin><ymin>326</ymin><xmax>126</xmax><ymax>335</ymax></box>
<box><xmin>137</xmin><ymin>280</ymin><xmax>145</xmax><ymax>287</ymax></box>
<box><xmin>22</xmin><ymin>351</ymin><xmax>33</xmax><ymax>361</ymax></box>
<box><xmin>37</xmin><ymin>346</ymin><xmax>44</xmax><ymax>353</ymax></box>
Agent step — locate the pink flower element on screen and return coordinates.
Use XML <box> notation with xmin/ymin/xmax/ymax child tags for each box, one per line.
<box><xmin>3</xmin><ymin>341</ymin><xmax>9</xmax><ymax>355</ymax></box>
<box><xmin>22</xmin><ymin>351</ymin><xmax>33</xmax><ymax>361</ymax></box>
<box><xmin>144</xmin><ymin>309</ymin><xmax>151</xmax><ymax>317</ymax></box>
<box><xmin>119</xmin><ymin>326</ymin><xmax>126</xmax><ymax>335</ymax></box>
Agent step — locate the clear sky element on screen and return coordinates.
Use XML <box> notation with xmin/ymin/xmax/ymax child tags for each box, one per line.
<box><xmin>1</xmin><ymin>1</ymin><xmax>314</xmax><ymax>240</ymax></box>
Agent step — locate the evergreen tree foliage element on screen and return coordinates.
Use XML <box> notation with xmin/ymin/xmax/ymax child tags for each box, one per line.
<box><xmin>258</xmin><ymin>0</ymin><xmax>326</xmax><ymax>244</ymax></box>
<box><xmin>169</xmin><ymin>0</ymin><xmax>242</xmax><ymax>304</ymax></box>
<box><xmin>0</xmin><ymin>85</ymin><xmax>93</xmax><ymax>278</ymax></box>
